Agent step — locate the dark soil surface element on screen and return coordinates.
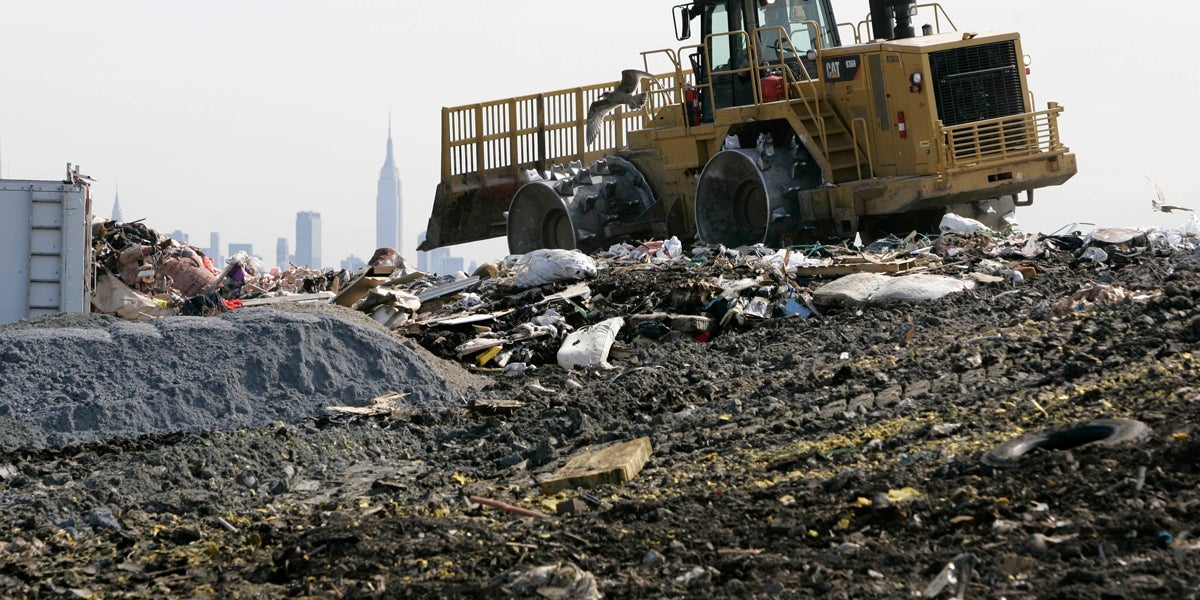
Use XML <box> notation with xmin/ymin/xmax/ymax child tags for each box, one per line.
<box><xmin>2</xmin><ymin>240</ymin><xmax>1200</xmax><ymax>599</ymax></box>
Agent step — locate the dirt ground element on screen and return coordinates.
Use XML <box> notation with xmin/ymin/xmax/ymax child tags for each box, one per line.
<box><xmin>2</xmin><ymin>238</ymin><xmax>1199</xmax><ymax>599</ymax></box>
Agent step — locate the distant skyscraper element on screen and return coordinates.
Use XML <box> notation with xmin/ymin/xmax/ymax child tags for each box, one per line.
<box><xmin>166</xmin><ymin>229</ymin><xmax>189</xmax><ymax>244</ymax></box>
<box><xmin>429</xmin><ymin>246</ymin><xmax>464</xmax><ymax>275</ymax></box>
<box><xmin>276</xmin><ymin>237</ymin><xmax>290</xmax><ymax>268</ymax></box>
<box><xmin>111</xmin><ymin>187</ymin><xmax>124</xmax><ymax>222</ymax></box>
<box><xmin>376</xmin><ymin>116</ymin><xmax>403</xmax><ymax>257</ymax></box>
<box><xmin>209</xmin><ymin>232</ymin><xmax>222</xmax><ymax>264</ymax></box>
<box><xmin>295</xmin><ymin>211</ymin><xmax>322</xmax><ymax>269</ymax></box>
<box><xmin>341</xmin><ymin>255</ymin><xmax>367</xmax><ymax>271</ymax></box>
<box><xmin>417</xmin><ymin>230</ymin><xmax>429</xmax><ymax>272</ymax></box>
<box><xmin>228</xmin><ymin>243</ymin><xmax>255</xmax><ymax>259</ymax></box>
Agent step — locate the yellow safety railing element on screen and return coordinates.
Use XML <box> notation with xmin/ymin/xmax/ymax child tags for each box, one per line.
<box><xmin>440</xmin><ymin>72</ymin><xmax>682</xmax><ymax>183</ymax></box>
<box><xmin>938</xmin><ymin>103</ymin><xmax>1066</xmax><ymax>171</ymax></box>
<box><xmin>849</xmin><ymin>117</ymin><xmax>876</xmax><ymax>180</ymax></box>
<box><xmin>851</xmin><ymin>3</ymin><xmax>956</xmax><ymax>44</ymax></box>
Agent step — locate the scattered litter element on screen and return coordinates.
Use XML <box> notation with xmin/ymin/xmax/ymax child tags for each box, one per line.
<box><xmin>505</xmin><ymin>563</ymin><xmax>601</xmax><ymax>600</ymax></box>
<box><xmin>1048</xmin><ymin>284</ymin><xmax>1128</xmax><ymax>318</ymax></box>
<box><xmin>512</xmin><ymin>249</ymin><xmax>598</xmax><ymax>288</ymax></box>
<box><xmin>887</xmin><ymin>487</ymin><xmax>923</xmax><ymax>503</ymax></box>
<box><xmin>540</xmin><ymin>437</ymin><xmax>653</xmax><ymax>495</ymax></box>
<box><xmin>813</xmin><ymin>273</ymin><xmax>974</xmax><ymax>306</ymax></box>
<box><xmin>558</xmin><ymin>317</ymin><xmax>624</xmax><ymax>370</ymax></box>
<box><xmin>983</xmin><ymin>419</ymin><xmax>1152</xmax><ymax>467</ymax></box>
<box><xmin>1079</xmin><ymin>246</ymin><xmax>1109</xmax><ymax>264</ymax></box>
<box><xmin>924</xmin><ymin>553</ymin><xmax>976</xmax><ymax>599</ymax></box>
<box><xmin>940</xmin><ymin>213</ymin><xmax>993</xmax><ymax>235</ymax></box>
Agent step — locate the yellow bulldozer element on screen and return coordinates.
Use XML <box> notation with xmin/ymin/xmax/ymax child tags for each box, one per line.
<box><xmin>418</xmin><ymin>0</ymin><xmax>1076</xmax><ymax>254</ymax></box>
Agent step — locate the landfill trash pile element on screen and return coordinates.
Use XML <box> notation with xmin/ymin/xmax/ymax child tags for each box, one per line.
<box><xmin>90</xmin><ymin>218</ymin><xmax>353</xmax><ymax>321</ymax></box>
<box><xmin>2</xmin><ymin>216</ymin><xmax>1200</xmax><ymax>598</ymax></box>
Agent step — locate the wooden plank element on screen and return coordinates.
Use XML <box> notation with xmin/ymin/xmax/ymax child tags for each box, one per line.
<box><xmin>239</xmin><ymin>292</ymin><xmax>336</xmax><ymax>307</ymax></box>
<box><xmin>539</xmin><ymin>437</ymin><xmax>652</xmax><ymax>495</ymax></box>
<box><xmin>792</xmin><ymin>258</ymin><xmax>916</xmax><ymax>277</ymax></box>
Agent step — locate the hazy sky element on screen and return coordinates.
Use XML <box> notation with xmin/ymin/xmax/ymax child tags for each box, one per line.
<box><xmin>2</xmin><ymin>1</ymin><xmax>1197</xmax><ymax>269</ymax></box>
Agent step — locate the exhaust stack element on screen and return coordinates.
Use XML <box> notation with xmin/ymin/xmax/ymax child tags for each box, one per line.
<box><xmin>869</xmin><ymin>0</ymin><xmax>917</xmax><ymax>41</ymax></box>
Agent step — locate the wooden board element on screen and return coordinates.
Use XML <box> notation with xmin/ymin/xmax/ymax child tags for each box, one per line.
<box><xmin>792</xmin><ymin>257</ymin><xmax>917</xmax><ymax>277</ymax></box>
<box><xmin>539</xmin><ymin>437</ymin><xmax>652</xmax><ymax>495</ymax></box>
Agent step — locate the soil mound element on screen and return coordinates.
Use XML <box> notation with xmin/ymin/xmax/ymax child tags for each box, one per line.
<box><xmin>0</xmin><ymin>307</ymin><xmax>459</xmax><ymax>448</ymax></box>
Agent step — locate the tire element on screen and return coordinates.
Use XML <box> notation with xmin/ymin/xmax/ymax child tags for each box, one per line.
<box><xmin>982</xmin><ymin>419</ymin><xmax>1152</xmax><ymax>467</ymax></box>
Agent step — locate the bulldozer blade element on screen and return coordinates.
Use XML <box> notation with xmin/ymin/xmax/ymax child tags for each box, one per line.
<box><xmin>418</xmin><ymin>181</ymin><xmax>516</xmax><ymax>252</ymax></box>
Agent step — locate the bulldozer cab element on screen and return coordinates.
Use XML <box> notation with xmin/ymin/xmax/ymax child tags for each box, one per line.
<box><xmin>683</xmin><ymin>0</ymin><xmax>840</xmax><ymax>118</ymax></box>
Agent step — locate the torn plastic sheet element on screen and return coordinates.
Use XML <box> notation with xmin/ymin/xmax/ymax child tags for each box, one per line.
<box><xmin>939</xmin><ymin>213</ymin><xmax>992</xmax><ymax>235</ymax></box>
<box><xmin>813</xmin><ymin>273</ymin><xmax>975</xmax><ymax>306</ymax></box>
<box><xmin>557</xmin><ymin>317</ymin><xmax>624</xmax><ymax>370</ymax></box>
<box><xmin>512</xmin><ymin>249</ymin><xmax>597</xmax><ymax>289</ymax></box>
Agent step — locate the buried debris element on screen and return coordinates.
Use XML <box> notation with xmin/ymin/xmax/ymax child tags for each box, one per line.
<box><xmin>326</xmin><ymin>392</ymin><xmax>413</xmax><ymax>418</ymax></box>
<box><xmin>540</xmin><ymin>437</ymin><xmax>653</xmax><ymax>495</ymax></box>
<box><xmin>983</xmin><ymin>419</ymin><xmax>1153</xmax><ymax>467</ymax></box>
<box><xmin>813</xmin><ymin>273</ymin><xmax>975</xmax><ymax>307</ymax></box>
<box><xmin>924</xmin><ymin>553</ymin><xmax>976</xmax><ymax>599</ymax></box>
<box><xmin>503</xmin><ymin>563</ymin><xmax>601</xmax><ymax>600</ymax></box>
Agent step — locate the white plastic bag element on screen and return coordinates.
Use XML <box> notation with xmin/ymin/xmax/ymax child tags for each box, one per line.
<box><xmin>939</xmin><ymin>213</ymin><xmax>993</xmax><ymax>235</ymax></box>
<box><xmin>658</xmin><ymin>236</ymin><xmax>683</xmax><ymax>260</ymax></box>
<box><xmin>557</xmin><ymin>317</ymin><xmax>624</xmax><ymax>370</ymax></box>
<box><xmin>814</xmin><ymin>273</ymin><xmax>974</xmax><ymax>306</ymax></box>
<box><xmin>512</xmin><ymin>249</ymin><xmax>597</xmax><ymax>289</ymax></box>
<box><xmin>868</xmin><ymin>274</ymin><xmax>975</xmax><ymax>304</ymax></box>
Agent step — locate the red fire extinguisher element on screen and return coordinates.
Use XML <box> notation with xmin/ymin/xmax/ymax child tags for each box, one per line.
<box><xmin>684</xmin><ymin>87</ymin><xmax>701</xmax><ymax>126</ymax></box>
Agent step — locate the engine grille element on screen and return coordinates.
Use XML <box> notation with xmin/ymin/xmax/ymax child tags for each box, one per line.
<box><xmin>930</xmin><ymin>41</ymin><xmax>1025</xmax><ymax>126</ymax></box>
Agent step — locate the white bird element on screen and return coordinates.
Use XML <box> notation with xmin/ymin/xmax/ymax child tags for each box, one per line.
<box><xmin>585</xmin><ymin>69</ymin><xmax>659</xmax><ymax>146</ymax></box>
<box><xmin>1149</xmin><ymin>176</ymin><xmax>1193</xmax><ymax>213</ymax></box>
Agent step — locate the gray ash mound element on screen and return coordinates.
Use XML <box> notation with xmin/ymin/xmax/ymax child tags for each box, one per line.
<box><xmin>0</xmin><ymin>306</ymin><xmax>460</xmax><ymax>448</ymax></box>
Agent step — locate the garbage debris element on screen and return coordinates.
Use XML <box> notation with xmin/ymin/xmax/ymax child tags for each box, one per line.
<box><xmin>1048</xmin><ymin>284</ymin><xmax>1129</xmax><ymax>318</ymax></box>
<box><xmin>813</xmin><ymin>273</ymin><xmax>975</xmax><ymax>306</ymax></box>
<box><xmin>558</xmin><ymin>317</ymin><xmax>624</xmax><ymax>370</ymax></box>
<box><xmin>90</xmin><ymin>217</ymin><xmax>352</xmax><ymax>319</ymax></box>
<box><xmin>940</xmin><ymin>213</ymin><xmax>993</xmax><ymax>235</ymax></box>
<box><xmin>924</xmin><ymin>553</ymin><xmax>976</xmax><ymax>599</ymax></box>
<box><xmin>540</xmin><ymin>437</ymin><xmax>653</xmax><ymax>495</ymax></box>
<box><xmin>504</xmin><ymin>563</ymin><xmax>601</xmax><ymax>600</ymax></box>
<box><xmin>983</xmin><ymin>419</ymin><xmax>1152</xmax><ymax>467</ymax></box>
<box><xmin>512</xmin><ymin>249</ymin><xmax>598</xmax><ymax>288</ymax></box>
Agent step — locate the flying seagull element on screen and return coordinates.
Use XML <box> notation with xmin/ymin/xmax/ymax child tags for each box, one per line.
<box><xmin>1149</xmin><ymin>176</ymin><xmax>1193</xmax><ymax>213</ymax></box>
<box><xmin>585</xmin><ymin>69</ymin><xmax>659</xmax><ymax>146</ymax></box>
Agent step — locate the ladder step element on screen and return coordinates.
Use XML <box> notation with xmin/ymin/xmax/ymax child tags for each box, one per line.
<box><xmin>829</xmin><ymin>157</ymin><xmax>867</xmax><ymax>170</ymax></box>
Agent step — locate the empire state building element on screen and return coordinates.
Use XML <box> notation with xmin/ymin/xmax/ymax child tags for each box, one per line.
<box><xmin>376</xmin><ymin>118</ymin><xmax>403</xmax><ymax>256</ymax></box>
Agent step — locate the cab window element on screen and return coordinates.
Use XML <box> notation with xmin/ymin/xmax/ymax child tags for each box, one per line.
<box><xmin>758</xmin><ymin>0</ymin><xmax>835</xmax><ymax>60</ymax></box>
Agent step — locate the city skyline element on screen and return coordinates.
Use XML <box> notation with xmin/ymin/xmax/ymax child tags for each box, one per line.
<box><xmin>5</xmin><ymin>1</ymin><xmax>1197</xmax><ymax>268</ymax></box>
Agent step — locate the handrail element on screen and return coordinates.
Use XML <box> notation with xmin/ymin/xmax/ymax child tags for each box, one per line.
<box><xmin>856</xmin><ymin>3</ymin><xmax>956</xmax><ymax>42</ymax></box>
<box><xmin>439</xmin><ymin>72</ymin><xmax>679</xmax><ymax>183</ymax></box>
<box><xmin>939</xmin><ymin>104</ymin><xmax>1066</xmax><ymax>172</ymax></box>
<box><xmin>836</xmin><ymin>21</ymin><xmax>861</xmax><ymax>45</ymax></box>
<box><xmin>749</xmin><ymin>23</ymin><xmax>831</xmax><ymax>174</ymax></box>
<box><xmin>703</xmin><ymin>30</ymin><xmax>761</xmax><ymax>105</ymax></box>
<box><xmin>849</xmin><ymin>117</ymin><xmax>875</xmax><ymax>180</ymax></box>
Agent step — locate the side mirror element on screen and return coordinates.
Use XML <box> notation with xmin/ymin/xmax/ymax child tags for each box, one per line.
<box><xmin>674</xmin><ymin>4</ymin><xmax>693</xmax><ymax>41</ymax></box>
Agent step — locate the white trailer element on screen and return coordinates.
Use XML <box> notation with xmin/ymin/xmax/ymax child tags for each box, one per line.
<box><xmin>0</xmin><ymin>169</ymin><xmax>92</xmax><ymax>325</ymax></box>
